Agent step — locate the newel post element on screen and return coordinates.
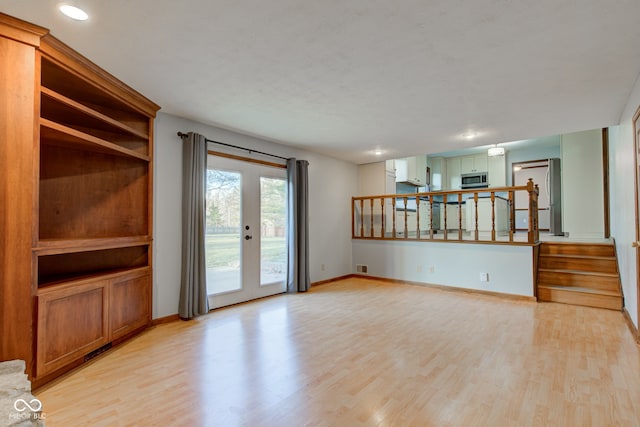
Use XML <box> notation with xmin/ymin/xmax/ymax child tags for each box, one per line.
<box><xmin>526</xmin><ymin>179</ymin><xmax>539</xmax><ymax>243</ymax></box>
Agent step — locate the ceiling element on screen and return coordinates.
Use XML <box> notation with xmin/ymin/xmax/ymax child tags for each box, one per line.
<box><xmin>3</xmin><ymin>0</ymin><xmax>640</xmax><ymax>164</ymax></box>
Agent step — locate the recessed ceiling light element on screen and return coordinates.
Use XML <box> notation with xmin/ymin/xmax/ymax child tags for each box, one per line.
<box><xmin>461</xmin><ymin>131</ymin><xmax>479</xmax><ymax>140</ymax></box>
<box><xmin>59</xmin><ymin>4</ymin><xmax>89</xmax><ymax>21</ymax></box>
<box><xmin>374</xmin><ymin>150</ymin><xmax>383</xmax><ymax>156</ymax></box>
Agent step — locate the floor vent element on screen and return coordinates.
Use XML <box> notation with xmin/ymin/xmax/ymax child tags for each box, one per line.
<box><xmin>356</xmin><ymin>264</ymin><xmax>368</xmax><ymax>274</ymax></box>
<box><xmin>84</xmin><ymin>342</ymin><xmax>112</xmax><ymax>362</ymax></box>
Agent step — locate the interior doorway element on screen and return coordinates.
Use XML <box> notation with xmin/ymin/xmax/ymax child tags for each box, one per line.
<box><xmin>512</xmin><ymin>158</ymin><xmax>563</xmax><ymax>236</ymax></box>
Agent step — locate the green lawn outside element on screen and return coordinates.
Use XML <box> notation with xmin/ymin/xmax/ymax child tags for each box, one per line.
<box><xmin>205</xmin><ymin>234</ymin><xmax>286</xmax><ymax>268</ymax></box>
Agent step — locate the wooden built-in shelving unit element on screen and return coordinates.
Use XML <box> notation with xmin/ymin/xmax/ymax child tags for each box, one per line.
<box><xmin>0</xmin><ymin>13</ymin><xmax>160</xmax><ymax>386</ymax></box>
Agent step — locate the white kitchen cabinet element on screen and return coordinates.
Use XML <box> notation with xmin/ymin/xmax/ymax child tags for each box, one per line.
<box><xmin>395</xmin><ymin>159</ymin><xmax>408</xmax><ymax>182</ymax></box>
<box><xmin>465</xmin><ymin>197</ymin><xmax>509</xmax><ymax>233</ymax></box>
<box><xmin>487</xmin><ymin>155</ymin><xmax>506</xmax><ymax>187</ymax></box>
<box><xmin>446</xmin><ymin>157</ymin><xmax>462</xmax><ymax>190</ymax></box>
<box><xmin>395</xmin><ymin>156</ymin><xmax>427</xmax><ymax>186</ymax></box>
<box><xmin>395</xmin><ymin>199</ymin><xmax>440</xmax><ymax>237</ymax></box>
<box><xmin>440</xmin><ymin>202</ymin><xmax>466</xmax><ymax>230</ymax></box>
<box><xmin>460</xmin><ymin>154</ymin><xmax>488</xmax><ymax>174</ymax></box>
<box><xmin>427</xmin><ymin>156</ymin><xmax>446</xmax><ymax>190</ymax></box>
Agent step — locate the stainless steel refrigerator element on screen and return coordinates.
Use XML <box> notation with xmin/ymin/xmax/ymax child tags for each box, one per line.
<box><xmin>547</xmin><ymin>158</ymin><xmax>563</xmax><ymax>236</ymax></box>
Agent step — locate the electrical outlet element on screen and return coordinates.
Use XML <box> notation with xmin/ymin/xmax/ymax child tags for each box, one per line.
<box><xmin>428</xmin><ymin>266</ymin><xmax>435</xmax><ymax>273</ymax></box>
<box><xmin>417</xmin><ymin>265</ymin><xmax>423</xmax><ymax>273</ymax></box>
<box><xmin>321</xmin><ymin>263</ymin><xmax>325</xmax><ymax>271</ymax></box>
<box><xmin>480</xmin><ymin>273</ymin><xmax>489</xmax><ymax>282</ymax></box>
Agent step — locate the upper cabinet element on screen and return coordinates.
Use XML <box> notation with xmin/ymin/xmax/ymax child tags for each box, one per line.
<box><xmin>446</xmin><ymin>157</ymin><xmax>462</xmax><ymax>190</ymax></box>
<box><xmin>487</xmin><ymin>155</ymin><xmax>506</xmax><ymax>187</ymax></box>
<box><xmin>395</xmin><ymin>155</ymin><xmax>427</xmax><ymax>186</ymax></box>
<box><xmin>427</xmin><ymin>157</ymin><xmax>446</xmax><ymax>191</ymax></box>
<box><xmin>444</xmin><ymin>153</ymin><xmax>493</xmax><ymax>189</ymax></box>
<box><xmin>460</xmin><ymin>154</ymin><xmax>488</xmax><ymax>174</ymax></box>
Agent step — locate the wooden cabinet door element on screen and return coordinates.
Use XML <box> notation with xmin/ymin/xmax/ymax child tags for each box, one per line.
<box><xmin>36</xmin><ymin>280</ymin><xmax>109</xmax><ymax>376</ymax></box>
<box><xmin>109</xmin><ymin>270</ymin><xmax>150</xmax><ymax>340</ymax></box>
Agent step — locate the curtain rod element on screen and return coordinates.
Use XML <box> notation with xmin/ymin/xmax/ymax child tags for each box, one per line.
<box><xmin>177</xmin><ymin>132</ymin><xmax>289</xmax><ymax>161</ymax></box>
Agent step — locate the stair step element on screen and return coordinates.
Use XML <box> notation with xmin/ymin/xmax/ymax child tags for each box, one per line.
<box><xmin>538</xmin><ymin>285</ymin><xmax>622</xmax><ymax>310</ymax></box>
<box><xmin>537</xmin><ymin>269</ymin><xmax>620</xmax><ymax>292</ymax></box>
<box><xmin>539</xmin><ymin>254</ymin><xmax>618</xmax><ymax>274</ymax></box>
<box><xmin>540</xmin><ymin>242</ymin><xmax>615</xmax><ymax>257</ymax></box>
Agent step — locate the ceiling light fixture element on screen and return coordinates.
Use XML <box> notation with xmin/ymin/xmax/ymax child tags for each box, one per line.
<box><xmin>487</xmin><ymin>146</ymin><xmax>505</xmax><ymax>157</ymax></box>
<box><xmin>59</xmin><ymin>4</ymin><xmax>89</xmax><ymax>21</ymax></box>
<box><xmin>374</xmin><ymin>150</ymin><xmax>383</xmax><ymax>156</ymax></box>
<box><xmin>461</xmin><ymin>131</ymin><xmax>479</xmax><ymax>141</ymax></box>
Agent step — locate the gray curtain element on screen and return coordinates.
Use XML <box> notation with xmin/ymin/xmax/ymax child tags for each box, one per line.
<box><xmin>286</xmin><ymin>158</ymin><xmax>310</xmax><ymax>293</ymax></box>
<box><xmin>179</xmin><ymin>132</ymin><xmax>209</xmax><ymax>318</ymax></box>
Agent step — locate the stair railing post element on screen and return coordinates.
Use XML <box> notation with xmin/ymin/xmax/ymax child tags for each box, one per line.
<box><xmin>527</xmin><ymin>179</ymin><xmax>540</xmax><ymax>243</ymax></box>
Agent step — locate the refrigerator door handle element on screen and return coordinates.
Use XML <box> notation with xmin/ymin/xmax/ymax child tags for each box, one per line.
<box><xmin>545</xmin><ymin>167</ymin><xmax>551</xmax><ymax>200</ymax></box>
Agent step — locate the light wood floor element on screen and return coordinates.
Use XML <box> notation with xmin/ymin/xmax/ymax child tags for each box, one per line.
<box><xmin>35</xmin><ymin>277</ymin><xmax>640</xmax><ymax>426</ymax></box>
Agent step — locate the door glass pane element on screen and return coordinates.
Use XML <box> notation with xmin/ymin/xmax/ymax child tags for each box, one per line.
<box><xmin>260</xmin><ymin>177</ymin><xmax>287</xmax><ymax>285</ymax></box>
<box><xmin>206</xmin><ymin>169</ymin><xmax>242</xmax><ymax>294</ymax></box>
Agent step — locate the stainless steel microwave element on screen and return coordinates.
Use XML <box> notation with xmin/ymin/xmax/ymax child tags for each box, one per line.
<box><xmin>461</xmin><ymin>172</ymin><xmax>488</xmax><ymax>189</ymax></box>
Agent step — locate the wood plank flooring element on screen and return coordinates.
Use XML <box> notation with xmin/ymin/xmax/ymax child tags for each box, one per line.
<box><xmin>34</xmin><ymin>277</ymin><xmax>640</xmax><ymax>426</ymax></box>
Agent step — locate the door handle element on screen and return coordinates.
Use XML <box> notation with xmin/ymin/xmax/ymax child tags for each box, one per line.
<box><xmin>245</xmin><ymin>235</ymin><xmax>253</xmax><ymax>241</ymax></box>
<box><xmin>633</xmin><ymin>241</ymin><xmax>639</xmax><ymax>248</ymax></box>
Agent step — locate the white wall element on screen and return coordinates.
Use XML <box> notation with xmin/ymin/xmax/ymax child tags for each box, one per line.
<box><xmin>352</xmin><ymin>241</ymin><xmax>534</xmax><ymax>297</ymax></box>
<box><xmin>609</xmin><ymin>75</ymin><xmax>640</xmax><ymax>329</ymax></box>
<box><xmin>153</xmin><ymin>112</ymin><xmax>358</xmax><ymax>318</ymax></box>
<box><xmin>561</xmin><ymin>129</ymin><xmax>605</xmax><ymax>238</ymax></box>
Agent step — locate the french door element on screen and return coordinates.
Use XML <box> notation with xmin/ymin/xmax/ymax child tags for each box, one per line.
<box><xmin>205</xmin><ymin>155</ymin><xmax>287</xmax><ymax>309</ymax></box>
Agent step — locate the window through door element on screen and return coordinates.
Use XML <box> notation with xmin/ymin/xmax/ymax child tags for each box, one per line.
<box><xmin>205</xmin><ymin>155</ymin><xmax>287</xmax><ymax>309</ymax></box>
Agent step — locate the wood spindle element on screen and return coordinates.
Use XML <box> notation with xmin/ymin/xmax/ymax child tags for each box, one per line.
<box><xmin>352</xmin><ymin>198</ymin><xmax>355</xmax><ymax>238</ymax></box>
<box><xmin>370</xmin><ymin>198</ymin><xmax>374</xmax><ymax>238</ymax></box>
<box><xmin>474</xmin><ymin>192</ymin><xmax>479</xmax><ymax>241</ymax></box>
<box><xmin>360</xmin><ymin>199</ymin><xmax>364</xmax><ymax>238</ymax></box>
<box><xmin>416</xmin><ymin>196</ymin><xmax>421</xmax><ymax>239</ymax></box>
<box><xmin>443</xmin><ymin>194</ymin><xmax>448</xmax><ymax>240</ymax></box>
<box><xmin>403</xmin><ymin>197</ymin><xmax>408</xmax><ymax>238</ymax></box>
<box><xmin>490</xmin><ymin>192</ymin><xmax>496</xmax><ymax>241</ymax></box>
<box><xmin>429</xmin><ymin>197</ymin><xmax>434</xmax><ymax>240</ymax></box>
<box><xmin>380</xmin><ymin>197</ymin><xmax>385</xmax><ymax>238</ymax></box>
<box><xmin>392</xmin><ymin>197</ymin><xmax>396</xmax><ymax>238</ymax></box>
<box><xmin>508</xmin><ymin>190</ymin><xmax>514</xmax><ymax>242</ymax></box>
<box><xmin>458</xmin><ymin>193</ymin><xmax>463</xmax><ymax>240</ymax></box>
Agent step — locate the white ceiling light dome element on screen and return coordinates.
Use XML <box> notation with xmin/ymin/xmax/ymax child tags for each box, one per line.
<box><xmin>58</xmin><ymin>4</ymin><xmax>89</xmax><ymax>21</ymax></box>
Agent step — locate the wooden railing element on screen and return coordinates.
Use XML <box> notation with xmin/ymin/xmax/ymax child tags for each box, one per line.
<box><xmin>352</xmin><ymin>179</ymin><xmax>539</xmax><ymax>244</ymax></box>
